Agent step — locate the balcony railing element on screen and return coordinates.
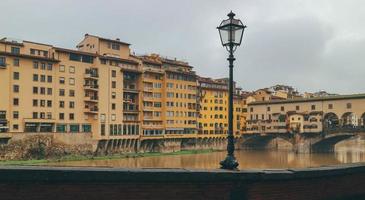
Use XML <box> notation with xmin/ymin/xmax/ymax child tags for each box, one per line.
<box><xmin>84</xmin><ymin>73</ymin><xmax>99</xmax><ymax>79</ymax></box>
<box><xmin>84</xmin><ymin>85</ymin><xmax>99</xmax><ymax>91</ymax></box>
<box><xmin>124</xmin><ymin>105</ymin><xmax>139</xmax><ymax>112</ymax></box>
<box><xmin>84</xmin><ymin>107</ymin><xmax>99</xmax><ymax>114</ymax></box>
<box><xmin>84</xmin><ymin>96</ymin><xmax>99</xmax><ymax>102</ymax></box>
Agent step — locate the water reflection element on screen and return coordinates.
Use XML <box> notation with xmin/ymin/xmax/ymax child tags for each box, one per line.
<box><xmin>47</xmin><ymin>138</ymin><xmax>365</xmax><ymax>170</ymax></box>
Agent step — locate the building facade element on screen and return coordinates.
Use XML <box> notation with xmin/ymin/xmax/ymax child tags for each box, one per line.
<box><xmin>197</xmin><ymin>77</ymin><xmax>247</xmax><ymax>138</ymax></box>
<box><xmin>246</xmin><ymin>94</ymin><xmax>365</xmax><ymax>135</ymax></box>
<box><xmin>0</xmin><ymin>35</ymin><xmax>210</xmax><ymax>150</ymax></box>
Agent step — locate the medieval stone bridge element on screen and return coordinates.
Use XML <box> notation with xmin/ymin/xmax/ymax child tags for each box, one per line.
<box><xmin>241</xmin><ymin>127</ymin><xmax>365</xmax><ymax>153</ymax></box>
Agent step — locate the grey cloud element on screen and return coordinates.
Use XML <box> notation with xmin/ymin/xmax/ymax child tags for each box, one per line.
<box><xmin>1</xmin><ymin>0</ymin><xmax>364</xmax><ymax>94</ymax></box>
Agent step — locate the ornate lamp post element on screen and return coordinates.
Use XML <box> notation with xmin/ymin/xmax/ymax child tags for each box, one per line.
<box><xmin>218</xmin><ymin>11</ymin><xmax>246</xmax><ymax>170</ymax></box>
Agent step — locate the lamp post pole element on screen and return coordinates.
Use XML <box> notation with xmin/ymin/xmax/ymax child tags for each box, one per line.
<box><xmin>220</xmin><ymin>12</ymin><xmax>239</xmax><ymax>170</ymax></box>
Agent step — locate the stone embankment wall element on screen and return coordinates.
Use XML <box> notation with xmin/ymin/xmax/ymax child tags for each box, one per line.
<box><xmin>0</xmin><ymin>133</ymin><xmax>233</xmax><ymax>160</ymax></box>
<box><xmin>0</xmin><ymin>164</ymin><xmax>364</xmax><ymax>200</ymax></box>
<box><xmin>0</xmin><ymin>133</ymin><xmax>95</xmax><ymax>160</ymax></box>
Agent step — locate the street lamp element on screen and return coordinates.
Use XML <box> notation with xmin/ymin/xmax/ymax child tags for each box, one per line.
<box><xmin>218</xmin><ymin>11</ymin><xmax>246</xmax><ymax>170</ymax></box>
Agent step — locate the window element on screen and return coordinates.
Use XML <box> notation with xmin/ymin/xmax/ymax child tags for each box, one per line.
<box><xmin>59</xmin><ymin>113</ymin><xmax>64</xmax><ymax>120</ymax></box>
<box><xmin>30</xmin><ymin>49</ymin><xmax>35</xmax><ymax>55</ymax></box>
<box><xmin>47</xmin><ymin>76</ymin><xmax>52</xmax><ymax>83</ymax></box>
<box><xmin>40</xmin><ymin>100</ymin><xmax>45</xmax><ymax>107</ymax></box>
<box><xmin>69</xmin><ymin>53</ymin><xmax>93</xmax><ymax>64</ymax></box>
<box><xmin>47</xmin><ymin>88</ymin><xmax>52</xmax><ymax>95</ymax></box>
<box><xmin>33</xmin><ymin>87</ymin><xmax>38</xmax><ymax>94</ymax></box>
<box><xmin>69</xmin><ymin>113</ymin><xmax>74</xmax><ymax>120</ymax></box>
<box><xmin>13</xmin><ymin>111</ymin><xmax>19</xmax><ymax>119</ymax></box>
<box><xmin>328</xmin><ymin>104</ymin><xmax>333</xmax><ymax>109</ymax></box>
<box><xmin>47</xmin><ymin>63</ymin><xmax>53</xmax><ymax>71</ymax></box>
<box><xmin>59</xmin><ymin>101</ymin><xmax>64</xmax><ymax>108</ymax></box>
<box><xmin>33</xmin><ymin>61</ymin><xmax>38</xmax><ymax>69</ymax></box>
<box><xmin>40</xmin><ymin>87</ymin><xmax>46</xmax><ymax>95</ymax></box>
<box><xmin>59</xmin><ymin>77</ymin><xmax>65</xmax><ymax>84</ymax></box>
<box><xmin>33</xmin><ymin>74</ymin><xmax>38</xmax><ymax>81</ymax></box>
<box><xmin>69</xmin><ymin>66</ymin><xmax>75</xmax><ymax>73</ymax></box>
<box><xmin>13</xmin><ymin>58</ymin><xmax>19</xmax><ymax>66</ymax></box>
<box><xmin>13</xmin><ymin>124</ymin><xmax>19</xmax><ymax>130</ymax></box>
<box><xmin>59</xmin><ymin>65</ymin><xmax>65</xmax><ymax>72</ymax></box>
<box><xmin>111</xmin><ymin>81</ymin><xmax>116</xmax><ymax>88</ymax></box>
<box><xmin>47</xmin><ymin>100</ymin><xmax>52</xmax><ymax>107</ymax></box>
<box><xmin>69</xmin><ymin>101</ymin><xmax>75</xmax><ymax>108</ymax></box>
<box><xmin>59</xmin><ymin>89</ymin><xmax>65</xmax><ymax>96</ymax></box>
<box><xmin>82</xmin><ymin>124</ymin><xmax>92</xmax><ymax>133</ymax></box>
<box><xmin>281</xmin><ymin>106</ymin><xmax>285</xmax><ymax>111</ymax></box>
<box><xmin>101</xmin><ymin>59</ymin><xmax>107</xmax><ymax>65</ymax></box>
<box><xmin>69</xmin><ymin>78</ymin><xmax>75</xmax><ymax>85</ymax></box>
<box><xmin>69</xmin><ymin>90</ymin><xmax>75</xmax><ymax>97</ymax></box>
<box><xmin>296</xmin><ymin>105</ymin><xmax>300</xmax><ymax>110</ymax></box>
<box><xmin>35</xmin><ymin>112</ymin><xmax>43</xmax><ymax>119</ymax></box>
<box><xmin>32</xmin><ymin>112</ymin><xmax>38</xmax><ymax>119</ymax></box>
<box><xmin>33</xmin><ymin>99</ymin><xmax>38</xmax><ymax>107</ymax></box>
<box><xmin>112</xmin><ymin>103</ymin><xmax>116</xmax><ymax>110</ymax></box>
<box><xmin>250</xmin><ymin>107</ymin><xmax>253</xmax><ymax>112</ymax></box>
<box><xmin>311</xmin><ymin>105</ymin><xmax>316</xmax><ymax>110</ymax></box>
<box><xmin>41</xmin><ymin>63</ymin><xmax>46</xmax><ymax>70</ymax></box>
<box><xmin>267</xmin><ymin>107</ymin><xmax>270</xmax><ymax>111</ymax></box>
<box><xmin>56</xmin><ymin>124</ymin><xmax>66</xmax><ymax>132</ymax></box>
<box><xmin>112</xmin><ymin>92</ymin><xmax>116</xmax><ymax>99</ymax></box>
<box><xmin>13</xmin><ymin>72</ymin><xmax>19</xmax><ymax>80</ymax></box>
<box><xmin>13</xmin><ymin>85</ymin><xmax>19</xmax><ymax>93</ymax></box>
<box><xmin>0</xmin><ymin>57</ymin><xmax>6</xmax><ymax>67</ymax></box>
<box><xmin>40</xmin><ymin>75</ymin><xmax>46</xmax><ymax>82</ymax></box>
<box><xmin>346</xmin><ymin>103</ymin><xmax>352</xmax><ymax>109</ymax></box>
<box><xmin>101</xmin><ymin>124</ymin><xmax>105</xmax><ymax>136</ymax></box>
<box><xmin>47</xmin><ymin>112</ymin><xmax>52</xmax><ymax>119</ymax></box>
<box><xmin>111</xmin><ymin>114</ymin><xmax>116</xmax><ymax>121</ymax></box>
<box><xmin>11</xmin><ymin>47</ymin><xmax>20</xmax><ymax>54</ymax></box>
<box><xmin>13</xmin><ymin>98</ymin><xmax>19</xmax><ymax>106</ymax></box>
<box><xmin>111</xmin><ymin>70</ymin><xmax>116</xmax><ymax>77</ymax></box>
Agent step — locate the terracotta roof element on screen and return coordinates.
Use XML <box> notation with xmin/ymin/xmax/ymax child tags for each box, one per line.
<box><xmin>99</xmin><ymin>55</ymin><xmax>139</xmax><ymax>65</ymax></box>
<box><xmin>85</xmin><ymin>34</ymin><xmax>130</xmax><ymax>46</ymax></box>
<box><xmin>54</xmin><ymin>47</ymin><xmax>97</xmax><ymax>57</ymax></box>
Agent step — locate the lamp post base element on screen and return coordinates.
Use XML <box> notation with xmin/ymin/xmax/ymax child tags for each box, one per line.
<box><xmin>220</xmin><ymin>155</ymin><xmax>239</xmax><ymax>170</ymax></box>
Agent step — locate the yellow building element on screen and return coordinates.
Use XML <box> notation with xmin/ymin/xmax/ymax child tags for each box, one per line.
<box><xmin>197</xmin><ymin>77</ymin><xmax>246</xmax><ymax>138</ymax></box>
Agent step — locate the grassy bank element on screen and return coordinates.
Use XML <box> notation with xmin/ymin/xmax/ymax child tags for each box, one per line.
<box><xmin>0</xmin><ymin>149</ymin><xmax>220</xmax><ymax>166</ymax></box>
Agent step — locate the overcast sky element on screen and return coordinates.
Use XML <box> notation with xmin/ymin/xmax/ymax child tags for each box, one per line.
<box><xmin>1</xmin><ymin>0</ymin><xmax>364</xmax><ymax>94</ymax></box>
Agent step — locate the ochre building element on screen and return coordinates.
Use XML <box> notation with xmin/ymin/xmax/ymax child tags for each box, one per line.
<box><xmin>0</xmin><ymin>34</ymin><xmax>248</xmax><ymax>150</ymax></box>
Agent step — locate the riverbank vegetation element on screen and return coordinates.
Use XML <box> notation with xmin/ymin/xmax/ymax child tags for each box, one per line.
<box><xmin>0</xmin><ymin>149</ymin><xmax>219</xmax><ymax>166</ymax></box>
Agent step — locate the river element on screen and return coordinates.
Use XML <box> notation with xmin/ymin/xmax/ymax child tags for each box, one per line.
<box><xmin>47</xmin><ymin>137</ymin><xmax>365</xmax><ymax>170</ymax></box>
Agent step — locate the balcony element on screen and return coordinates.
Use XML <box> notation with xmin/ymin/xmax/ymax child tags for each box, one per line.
<box><xmin>143</xmin><ymin>87</ymin><xmax>153</xmax><ymax>92</ymax></box>
<box><xmin>84</xmin><ymin>73</ymin><xmax>99</xmax><ymax>80</ymax></box>
<box><xmin>84</xmin><ymin>107</ymin><xmax>99</xmax><ymax>115</ymax></box>
<box><xmin>84</xmin><ymin>95</ymin><xmax>98</xmax><ymax>103</ymax></box>
<box><xmin>123</xmin><ymin>104</ymin><xmax>139</xmax><ymax>113</ymax></box>
<box><xmin>124</xmin><ymin>84</ymin><xmax>139</xmax><ymax>93</ymax></box>
<box><xmin>84</xmin><ymin>84</ymin><xmax>99</xmax><ymax>91</ymax></box>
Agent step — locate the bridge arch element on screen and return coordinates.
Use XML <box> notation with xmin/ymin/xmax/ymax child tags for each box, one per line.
<box><xmin>359</xmin><ymin>113</ymin><xmax>365</xmax><ymax>127</ymax></box>
<box><xmin>242</xmin><ymin>134</ymin><xmax>293</xmax><ymax>150</ymax></box>
<box><xmin>341</xmin><ymin>112</ymin><xmax>358</xmax><ymax>127</ymax></box>
<box><xmin>323</xmin><ymin>112</ymin><xmax>339</xmax><ymax>129</ymax></box>
<box><xmin>311</xmin><ymin>133</ymin><xmax>356</xmax><ymax>153</ymax></box>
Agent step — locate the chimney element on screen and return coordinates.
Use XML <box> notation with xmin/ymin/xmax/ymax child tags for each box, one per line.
<box><xmin>116</xmin><ymin>38</ymin><xmax>120</xmax><ymax>41</ymax></box>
